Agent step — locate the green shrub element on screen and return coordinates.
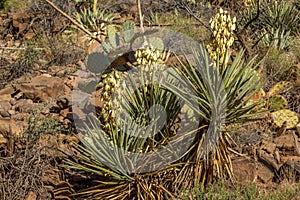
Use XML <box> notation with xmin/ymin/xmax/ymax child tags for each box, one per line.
<box><xmin>263</xmin><ymin>48</ymin><xmax>296</xmax><ymax>83</ymax></box>
<box><xmin>0</xmin><ymin>0</ymin><xmax>9</xmax><ymax>10</ymax></box>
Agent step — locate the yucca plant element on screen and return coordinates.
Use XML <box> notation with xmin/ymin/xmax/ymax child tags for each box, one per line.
<box><xmin>240</xmin><ymin>0</ymin><xmax>300</xmax><ymax>50</ymax></box>
<box><xmin>73</xmin><ymin>7</ymin><xmax>115</xmax><ymax>42</ymax></box>
<box><xmin>64</xmin><ymin>61</ymin><xmax>199</xmax><ymax>199</ymax></box>
<box><xmin>164</xmin><ymin>44</ymin><xmax>264</xmax><ymax>187</ymax></box>
<box><xmin>65</xmin><ymin>43</ymin><xmax>264</xmax><ymax>198</ymax></box>
<box><xmin>65</xmin><ymin>115</ymin><xmax>176</xmax><ymax>199</ymax></box>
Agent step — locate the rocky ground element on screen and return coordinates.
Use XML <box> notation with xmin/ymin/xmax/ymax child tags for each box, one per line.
<box><xmin>0</xmin><ymin>1</ymin><xmax>300</xmax><ymax>199</ymax></box>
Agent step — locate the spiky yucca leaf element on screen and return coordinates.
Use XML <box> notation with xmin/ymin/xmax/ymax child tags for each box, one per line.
<box><xmin>73</xmin><ymin>8</ymin><xmax>114</xmax><ymax>38</ymax></box>
<box><xmin>164</xmin><ymin>45</ymin><xmax>263</xmax><ymax>186</ymax></box>
<box><xmin>64</xmin><ymin>63</ymin><xmax>190</xmax><ymax>199</ymax></box>
<box><xmin>166</xmin><ymin>47</ymin><xmax>263</xmax><ymax>125</ymax></box>
<box><xmin>64</xmin><ymin>114</ymin><xmax>179</xmax><ymax>199</ymax></box>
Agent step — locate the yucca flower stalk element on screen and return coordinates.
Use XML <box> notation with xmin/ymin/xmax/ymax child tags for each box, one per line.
<box><xmin>97</xmin><ymin>70</ymin><xmax>122</xmax><ymax>132</ymax></box>
<box><xmin>207</xmin><ymin>8</ymin><xmax>236</xmax><ymax>65</ymax></box>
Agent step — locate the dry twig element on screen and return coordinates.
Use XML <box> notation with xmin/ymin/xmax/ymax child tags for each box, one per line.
<box><xmin>45</xmin><ymin>0</ymin><xmax>102</xmax><ymax>44</ymax></box>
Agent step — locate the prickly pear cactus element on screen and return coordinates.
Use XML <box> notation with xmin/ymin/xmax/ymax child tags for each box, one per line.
<box><xmin>271</xmin><ymin>109</ymin><xmax>299</xmax><ymax>129</ymax></box>
<box><xmin>266</xmin><ymin>81</ymin><xmax>292</xmax><ymax>97</ymax></box>
<box><xmin>268</xmin><ymin>95</ymin><xmax>288</xmax><ymax>111</ymax></box>
<box><xmin>121</xmin><ymin>20</ymin><xmax>135</xmax><ymax>43</ymax></box>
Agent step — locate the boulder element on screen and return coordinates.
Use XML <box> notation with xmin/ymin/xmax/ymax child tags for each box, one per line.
<box><xmin>232</xmin><ymin>157</ymin><xmax>256</xmax><ymax>184</ymax></box>
<box><xmin>0</xmin><ymin>101</ymin><xmax>12</xmax><ymax>117</ymax></box>
<box><xmin>0</xmin><ymin>86</ymin><xmax>14</xmax><ymax>101</ymax></box>
<box><xmin>0</xmin><ymin>101</ymin><xmax>11</xmax><ymax>111</ymax></box>
<box><xmin>25</xmin><ymin>191</ymin><xmax>37</xmax><ymax>200</ymax></box>
<box><xmin>274</xmin><ymin>133</ymin><xmax>296</xmax><ymax>152</ymax></box>
<box><xmin>257</xmin><ymin>162</ymin><xmax>275</xmax><ymax>183</ymax></box>
<box><xmin>14</xmin><ymin>99</ymin><xmax>34</xmax><ymax>113</ymax></box>
<box><xmin>15</xmin><ymin>76</ymin><xmax>65</xmax><ymax>102</ymax></box>
<box><xmin>0</xmin><ymin>118</ymin><xmax>23</xmax><ymax>137</ymax></box>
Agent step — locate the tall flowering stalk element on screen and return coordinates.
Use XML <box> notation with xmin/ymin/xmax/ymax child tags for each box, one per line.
<box><xmin>207</xmin><ymin>8</ymin><xmax>236</xmax><ymax>65</ymax></box>
<box><xmin>98</xmin><ymin>70</ymin><xmax>122</xmax><ymax>132</ymax></box>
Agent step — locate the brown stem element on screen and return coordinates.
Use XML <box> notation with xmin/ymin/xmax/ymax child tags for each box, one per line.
<box><xmin>137</xmin><ymin>0</ymin><xmax>144</xmax><ymax>33</ymax></box>
<box><xmin>93</xmin><ymin>0</ymin><xmax>98</xmax><ymax>16</ymax></box>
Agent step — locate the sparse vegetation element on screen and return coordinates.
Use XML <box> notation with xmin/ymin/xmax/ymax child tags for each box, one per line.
<box><xmin>0</xmin><ymin>0</ymin><xmax>300</xmax><ymax>199</ymax></box>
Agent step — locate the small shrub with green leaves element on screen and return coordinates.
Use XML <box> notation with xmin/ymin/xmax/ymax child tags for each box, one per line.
<box><xmin>0</xmin><ymin>0</ymin><xmax>9</xmax><ymax>10</ymax></box>
<box><xmin>263</xmin><ymin>48</ymin><xmax>296</xmax><ymax>82</ymax></box>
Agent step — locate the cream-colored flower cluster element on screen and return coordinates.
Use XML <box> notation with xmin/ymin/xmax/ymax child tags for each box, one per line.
<box><xmin>98</xmin><ymin>70</ymin><xmax>122</xmax><ymax>131</ymax></box>
<box><xmin>97</xmin><ymin>47</ymin><xmax>171</xmax><ymax>132</ymax></box>
<box><xmin>244</xmin><ymin>0</ymin><xmax>253</xmax><ymax>6</ymax></box>
<box><xmin>134</xmin><ymin>46</ymin><xmax>170</xmax><ymax>66</ymax></box>
<box><xmin>207</xmin><ymin>8</ymin><xmax>236</xmax><ymax>64</ymax></box>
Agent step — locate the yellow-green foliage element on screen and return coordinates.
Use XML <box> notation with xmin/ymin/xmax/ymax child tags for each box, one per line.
<box><xmin>271</xmin><ymin>109</ymin><xmax>299</xmax><ymax>129</ymax></box>
<box><xmin>5</xmin><ymin>0</ymin><xmax>31</xmax><ymax>10</ymax></box>
<box><xmin>207</xmin><ymin>8</ymin><xmax>236</xmax><ymax>64</ymax></box>
<box><xmin>73</xmin><ymin>8</ymin><xmax>115</xmax><ymax>42</ymax></box>
<box><xmin>268</xmin><ymin>95</ymin><xmax>288</xmax><ymax>111</ymax></box>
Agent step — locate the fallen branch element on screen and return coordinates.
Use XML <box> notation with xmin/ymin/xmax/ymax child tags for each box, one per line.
<box><xmin>0</xmin><ymin>47</ymin><xmax>45</xmax><ymax>51</ymax></box>
<box><xmin>178</xmin><ymin>1</ymin><xmax>212</xmax><ymax>33</ymax></box>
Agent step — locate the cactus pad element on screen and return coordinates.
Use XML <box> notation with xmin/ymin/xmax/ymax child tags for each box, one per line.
<box><xmin>121</xmin><ymin>20</ymin><xmax>135</xmax><ymax>43</ymax></box>
<box><xmin>266</xmin><ymin>81</ymin><xmax>292</xmax><ymax>97</ymax></box>
<box><xmin>268</xmin><ymin>95</ymin><xmax>288</xmax><ymax>111</ymax></box>
<box><xmin>271</xmin><ymin>109</ymin><xmax>299</xmax><ymax>129</ymax></box>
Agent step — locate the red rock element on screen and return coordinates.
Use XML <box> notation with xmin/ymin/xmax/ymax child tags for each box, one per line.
<box><xmin>261</xmin><ymin>140</ymin><xmax>276</xmax><ymax>154</ymax></box>
<box><xmin>15</xmin><ymin>76</ymin><xmax>65</xmax><ymax>102</ymax></box>
<box><xmin>0</xmin><ymin>118</ymin><xmax>23</xmax><ymax>137</ymax></box>
<box><xmin>0</xmin><ymin>86</ymin><xmax>14</xmax><ymax>101</ymax></box>
<box><xmin>274</xmin><ymin>134</ymin><xmax>295</xmax><ymax>151</ymax></box>
<box><xmin>232</xmin><ymin>157</ymin><xmax>256</xmax><ymax>184</ymax></box>
<box><xmin>257</xmin><ymin>162</ymin><xmax>274</xmax><ymax>183</ymax></box>
<box><xmin>0</xmin><ymin>134</ymin><xmax>7</xmax><ymax>146</ymax></box>
<box><xmin>0</xmin><ymin>101</ymin><xmax>11</xmax><ymax>112</ymax></box>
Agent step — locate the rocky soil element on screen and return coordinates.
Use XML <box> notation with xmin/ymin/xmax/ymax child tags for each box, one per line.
<box><xmin>0</xmin><ymin>1</ymin><xmax>300</xmax><ymax>200</ymax></box>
